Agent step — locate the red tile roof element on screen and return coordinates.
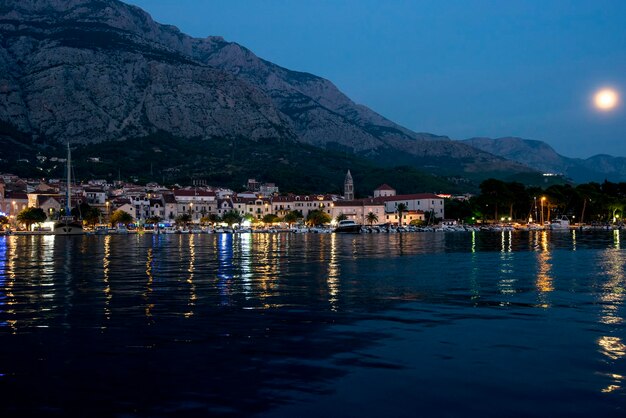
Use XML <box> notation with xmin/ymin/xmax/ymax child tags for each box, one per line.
<box><xmin>173</xmin><ymin>190</ymin><xmax>216</xmax><ymax>197</ymax></box>
<box><xmin>373</xmin><ymin>193</ymin><xmax>441</xmax><ymax>202</ymax></box>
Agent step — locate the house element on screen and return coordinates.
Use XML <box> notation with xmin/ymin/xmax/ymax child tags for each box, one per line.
<box><xmin>4</xmin><ymin>191</ymin><xmax>28</xmax><ymax>217</ymax></box>
<box><xmin>147</xmin><ymin>198</ymin><xmax>163</xmax><ymax>219</ymax></box>
<box><xmin>373</xmin><ymin>184</ymin><xmax>396</xmax><ymax>198</ymax></box>
<box><xmin>292</xmin><ymin>195</ymin><xmax>334</xmax><ymax>218</ymax></box>
<box><xmin>373</xmin><ymin>193</ymin><xmax>445</xmax><ymax>219</ymax></box>
<box><xmin>216</xmin><ymin>198</ymin><xmax>234</xmax><ymax>217</ymax></box>
<box><xmin>162</xmin><ymin>194</ymin><xmax>178</xmax><ymax>221</ymax></box>
<box><xmin>331</xmin><ymin>198</ymin><xmax>386</xmax><ymax>225</ymax></box>
<box><xmin>383</xmin><ymin>210</ymin><xmax>426</xmax><ymax>225</ymax></box>
<box><xmin>36</xmin><ymin>195</ymin><xmax>62</xmax><ymax>220</ymax></box>
<box><xmin>84</xmin><ymin>187</ymin><xmax>107</xmax><ymax>205</ymax></box>
<box><xmin>174</xmin><ymin>190</ymin><xmax>217</xmax><ymax>223</ymax></box>
<box><xmin>232</xmin><ymin>196</ymin><xmax>272</xmax><ymax>220</ymax></box>
<box><xmin>272</xmin><ymin>195</ymin><xmax>296</xmax><ymax>217</ymax></box>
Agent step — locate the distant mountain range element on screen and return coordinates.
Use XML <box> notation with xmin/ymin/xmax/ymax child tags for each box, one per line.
<box><xmin>462</xmin><ymin>137</ymin><xmax>626</xmax><ymax>183</ymax></box>
<box><xmin>0</xmin><ymin>0</ymin><xmax>537</xmax><ymax>185</ymax></box>
<box><xmin>1</xmin><ymin>0</ymin><xmax>622</xmax><ymax>186</ymax></box>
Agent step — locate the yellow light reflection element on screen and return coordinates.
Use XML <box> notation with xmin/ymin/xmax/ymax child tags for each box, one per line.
<box><xmin>536</xmin><ymin>231</ymin><xmax>554</xmax><ymax>297</ymax></box>
<box><xmin>328</xmin><ymin>233</ymin><xmax>340</xmax><ymax>311</ymax></box>
<box><xmin>185</xmin><ymin>234</ymin><xmax>196</xmax><ymax>318</ymax></box>
<box><xmin>471</xmin><ymin>230</ymin><xmax>476</xmax><ymax>254</ymax></box>
<box><xmin>598</xmin><ymin>246</ymin><xmax>625</xmax><ymax>326</ymax></box>
<box><xmin>144</xmin><ymin>247</ymin><xmax>154</xmax><ymax>320</ymax></box>
<box><xmin>598</xmin><ymin>336</ymin><xmax>626</xmax><ymax>360</ymax></box>
<box><xmin>103</xmin><ymin>235</ymin><xmax>112</xmax><ymax>322</ymax></box>
<box><xmin>601</xmin><ymin>373</ymin><xmax>624</xmax><ymax>393</ymax></box>
<box><xmin>2</xmin><ymin>236</ymin><xmax>18</xmax><ymax>332</ymax></box>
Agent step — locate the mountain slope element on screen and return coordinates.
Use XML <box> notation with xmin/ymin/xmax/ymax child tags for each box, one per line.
<box><xmin>462</xmin><ymin>137</ymin><xmax>626</xmax><ymax>182</ymax></box>
<box><xmin>0</xmin><ymin>0</ymin><xmax>534</xmax><ymax>178</ymax></box>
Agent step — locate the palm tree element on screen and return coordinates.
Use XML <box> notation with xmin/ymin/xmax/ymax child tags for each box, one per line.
<box><xmin>306</xmin><ymin>210</ymin><xmax>331</xmax><ymax>226</ymax></box>
<box><xmin>17</xmin><ymin>207</ymin><xmax>47</xmax><ymax>230</ymax></box>
<box><xmin>283</xmin><ymin>210</ymin><xmax>303</xmax><ymax>227</ymax></box>
<box><xmin>336</xmin><ymin>213</ymin><xmax>347</xmax><ymax>222</ymax></box>
<box><xmin>110</xmin><ymin>210</ymin><xmax>134</xmax><ymax>227</ymax></box>
<box><xmin>222</xmin><ymin>210</ymin><xmax>243</xmax><ymax>227</ymax></box>
<box><xmin>263</xmin><ymin>214</ymin><xmax>279</xmax><ymax>224</ymax></box>
<box><xmin>396</xmin><ymin>203</ymin><xmax>407</xmax><ymax>226</ymax></box>
<box><xmin>366</xmin><ymin>211</ymin><xmax>378</xmax><ymax>226</ymax></box>
<box><xmin>175</xmin><ymin>213</ymin><xmax>192</xmax><ymax>226</ymax></box>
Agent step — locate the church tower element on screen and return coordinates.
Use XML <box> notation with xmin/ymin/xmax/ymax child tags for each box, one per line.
<box><xmin>344</xmin><ymin>170</ymin><xmax>354</xmax><ymax>201</ymax></box>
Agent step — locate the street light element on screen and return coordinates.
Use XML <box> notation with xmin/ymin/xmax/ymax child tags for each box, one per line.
<box><xmin>541</xmin><ymin>197</ymin><xmax>546</xmax><ymax>225</ymax></box>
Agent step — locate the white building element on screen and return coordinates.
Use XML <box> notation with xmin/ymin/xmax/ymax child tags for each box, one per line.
<box><xmin>374</xmin><ymin>193</ymin><xmax>445</xmax><ymax>219</ymax></box>
<box><xmin>373</xmin><ymin>184</ymin><xmax>396</xmax><ymax>198</ymax></box>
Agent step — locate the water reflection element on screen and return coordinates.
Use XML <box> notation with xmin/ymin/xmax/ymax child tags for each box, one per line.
<box><xmin>144</xmin><ymin>247</ymin><xmax>154</xmax><ymax>320</ymax></box>
<box><xmin>327</xmin><ymin>233</ymin><xmax>340</xmax><ymax>311</ymax></box>
<box><xmin>598</xmin><ymin>247</ymin><xmax>625</xmax><ymax>326</ymax></box>
<box><xmin>0</xmin><ymin>238</ymin><xmax>6</xmax><ymax>328</ymax></box>
<box><xmin>217</xmin><ymin>233</ymin><xmax>233</xmax><ymax>306</ymax></box>
<box><xmin>184</xmin><ymin>234</ymin><xmax>197</xmax><ymax>318</ymax></box>
<box><xmin>598</xmin><ymin>336</ymin><xmax>626</xmax><ymax>360</ymax></box>
<box><xmin>1</xmin><ymin>232</ymin><xmax>626</xmax><ymax>417</ymax></box>
<box><xmin>535</xmin><ymin>231</ymin><xmax>554</xmax><ymax>304</ymax></box>
<box><xmin>4</xmin><ymin>236</ymin><xmax>17</xmax><ymax>332</ymax></box>
<box><xmin>103</xmin><ymin>234</ymin><xmax>112</xmax><ymax>322</ymax></box>
<box><xmin>498</xmin><ymin>231</ymin><xmax>515</xmax><ymax>297</ymax></box>
<box><xmin>240</xmin><ymin>232</ymin><xmax>253</xmax><ymax>298</ymax></box>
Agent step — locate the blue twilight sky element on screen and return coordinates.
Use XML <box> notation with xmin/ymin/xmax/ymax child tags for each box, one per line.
<box><xmin>125</xmin><ymin>0</ymin><xmax>626</xmax><ymax>158</ymax></box>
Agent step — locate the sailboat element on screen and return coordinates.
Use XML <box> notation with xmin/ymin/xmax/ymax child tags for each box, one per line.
<box><xmin>54</xmin><ymin>143</ymin><xmax>84</xmax><ymax>235</ymax></box>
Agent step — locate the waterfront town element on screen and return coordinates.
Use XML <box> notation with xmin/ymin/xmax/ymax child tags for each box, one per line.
<box><xmin>0</xmin><ymin>170</ymin><xmax>448</xmax><ymax>232</ymax></box>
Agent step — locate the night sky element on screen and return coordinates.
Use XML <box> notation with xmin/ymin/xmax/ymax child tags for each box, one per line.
<box><xmin>125</xmin><ymin>0</ymin><xmax>626</xmax><ymax>158</ymax></box>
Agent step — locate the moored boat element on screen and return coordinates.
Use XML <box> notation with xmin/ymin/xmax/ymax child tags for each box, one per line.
<box><xmin>549</xmin><ymin>216</ymin><xmax>570</xmax><ymax>231</ymax></box>
<box><xmin>54</xmin><ymin>143</ymin><xmax>84</xmax><ymax>236</ymax></box>
<box><xmin>333</xmin><ymin>219</ymin><xmax>362</xmax><ymax>234</ymax></box>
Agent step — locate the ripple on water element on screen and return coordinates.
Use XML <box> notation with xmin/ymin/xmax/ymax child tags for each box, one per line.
<box><xmin>0</xmin><ymin>231</ymin><xmax>625</xmax><ymax>417</ymax></box>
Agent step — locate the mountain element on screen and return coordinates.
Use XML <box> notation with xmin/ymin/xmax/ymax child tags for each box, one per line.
<box><xmin>0</xmin><ymin>0</ymin><xmax>534</xmax><ymax>181</ymax></box>
<box><xmin>462</xmin><ymin>137</ymin><xmax>626</xmax><ymax>183</ymax></box>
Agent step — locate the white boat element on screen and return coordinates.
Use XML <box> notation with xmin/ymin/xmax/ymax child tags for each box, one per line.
<box><xmin>333</xmin><ymin>220</ymin><xmax>362</xmax><ymax>234</ymax></box>
<box><xmin>54</xmin><ymin>143</ymin><xmax>84</xmax><ymax>236</ymax></box>
<box><xmin>94</xmin><ymin>225</ymin><xmax>109</xmax><ymax>235</ymax></box>
<box><xmin>549</xmin><ymin>216</ymin><xmax>570</xmax><ymax>230</ymax></box>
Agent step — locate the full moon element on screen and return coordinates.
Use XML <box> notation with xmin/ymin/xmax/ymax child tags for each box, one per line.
<box><xmin>593</xmin><ymin>88</ymin><xmax>619</xmax><ymax>110</ymax></box>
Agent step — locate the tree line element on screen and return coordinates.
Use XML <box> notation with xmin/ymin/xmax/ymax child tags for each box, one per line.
<box><xmin>446</xmin><ymin>179</ymin><xmax>626</xmax><ymax>224</ymax></box>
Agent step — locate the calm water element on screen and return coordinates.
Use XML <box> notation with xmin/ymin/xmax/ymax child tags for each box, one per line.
<box><xmin>0</xmin><ymin>231</ymin><xmax>625</xmax><ymax>417</ymax></box>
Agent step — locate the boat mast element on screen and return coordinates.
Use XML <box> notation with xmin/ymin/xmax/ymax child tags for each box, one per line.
<box><xmin>66</xmin><ymin>142</ymin><xmax>71</xmax><ymax>215</ymax></box>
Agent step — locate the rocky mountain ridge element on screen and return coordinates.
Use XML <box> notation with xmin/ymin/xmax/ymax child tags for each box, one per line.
<box><xmin>462</xmin><ymin>137</ymin><xmax>626</xmax><ymax>183</ymax></box>
<box><xmin>0</xmin><ymin>0</ymin><xmax>533</xmax><ymax>177</ymax></box>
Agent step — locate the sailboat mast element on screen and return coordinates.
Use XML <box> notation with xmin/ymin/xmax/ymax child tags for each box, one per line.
<box><xmin>66</xmin><ymin>142</ymin><xmax>71</xmax><ymax>214</ymax></box>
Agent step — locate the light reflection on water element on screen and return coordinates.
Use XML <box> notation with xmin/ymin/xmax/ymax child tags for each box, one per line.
<box><xmin>0</xmin><ymin>230</ymin><xmax>625</xmax><ymax>417</ymax></box>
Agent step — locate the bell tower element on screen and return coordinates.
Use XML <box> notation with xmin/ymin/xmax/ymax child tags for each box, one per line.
<box><xmin>344</xmin><ymin>170</ymin><xmax>354</xmax><ymax>201</ymax></box>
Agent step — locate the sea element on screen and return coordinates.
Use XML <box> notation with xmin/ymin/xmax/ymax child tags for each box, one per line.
<box><xmin>0</xmin><ymin>230</ymin><xmax>625</xmax><ymax>417</ymax></box>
